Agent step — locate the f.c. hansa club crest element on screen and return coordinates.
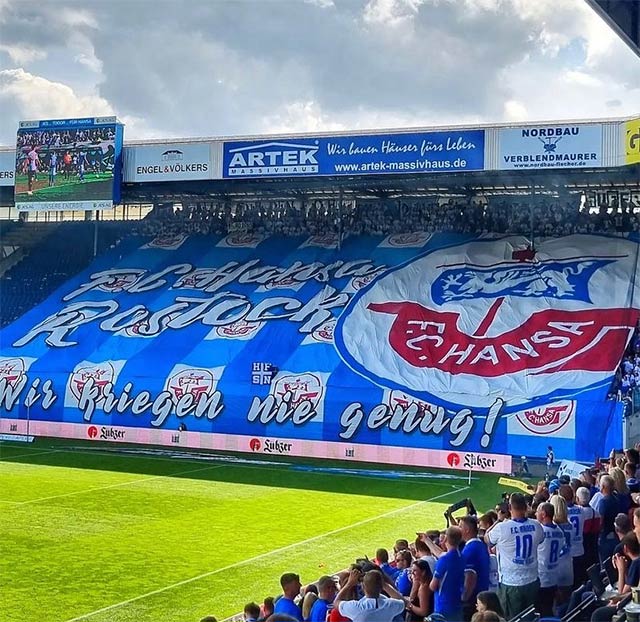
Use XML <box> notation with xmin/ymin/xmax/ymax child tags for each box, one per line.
<box><xmin>336</xmin><ymin>235</ymin><xmax>640</xmax><ymax>410</ymax></box>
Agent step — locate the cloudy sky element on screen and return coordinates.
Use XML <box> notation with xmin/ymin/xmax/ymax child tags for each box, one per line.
<box><xmin>0</xmin><ymin>0</ymin><xmax>638</xmax><ymax>146</ymax></box>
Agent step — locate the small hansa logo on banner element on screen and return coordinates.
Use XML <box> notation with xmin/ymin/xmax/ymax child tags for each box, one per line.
<box><xmin>206</xmin><ymin>319</ymin><xmax>265</xmax><ymax>341</ymax></box>
<box><xmin>379</xmin><ymin>232</ymin><xmax>432</xmax><ymax>248</ymax></box>
<box><xmin>164</xmin><ymin>364</ymin><xmax>225</xmax><ymax>411</ymax></box>
<box><xmin>257</xmin><ymin>276</ymin><xmax>305</xmax><ymax>293</ymax></box>
<box><xmin>384</xmin><ymin>389</ymin><xmax>434</xmax><ymax>416</ymax></box>
<box><xmin>507</xmin><ymin>400</ymin><xmax>576</xmax><ymax>438</ymax></box>
<box><xmin>65</xmin><ymin>360</ymin><xmax>126</xmax><ymax>408</ymax></box>
<box><xmin>141</xmin><ymin>234</ymin><xmax>187</xmax><ymax>250</ymax></box>
<box><xmin>0</xmin><ymin>356</ymin><xmax>35</xmax><ymax>389</ymax></box>
<box><xmin>301</xmin><ymin>319</ymin><xmax>336</xmax><ymax>345</ymax></box>
<box><xmin>269</xmin><ymin>371</ymin><xmax>329</xmax><ymax>422</ymax></box>
<box><xmin>216</xmin><ymin>233</ymin><xmax>266</xmax><ymax>248</ymax></box>
<box><xmin>343</xmin><ymin>268</ymin><xmax>388</xmax><ymax>294</ymax></box>
<box><xmin>299</xmin><ymin>234</ymin><xmax>340</xmax><ymax>249</ymax></box>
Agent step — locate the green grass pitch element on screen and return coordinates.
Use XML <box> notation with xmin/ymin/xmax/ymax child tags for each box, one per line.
<box><xmin>0</xmin><ymin>441</ymin><xmax>503</xmax><ymax>622</ymax></box>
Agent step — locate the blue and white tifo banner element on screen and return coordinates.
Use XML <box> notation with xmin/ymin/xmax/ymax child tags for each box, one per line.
<box><xmin>0</xmin><ymin>232</ymin><xmax>636</xmax><ymax>465</ymax></box>
<box><xmin>222</xmin><ymin>130</ymin><xmax>485</xmax><ymax>178</ymax></box>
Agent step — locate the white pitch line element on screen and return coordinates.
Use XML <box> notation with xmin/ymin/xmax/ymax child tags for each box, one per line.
<box><xmin>64</xmin><ymin>485</ymin><xmax>469</xmax><ymax>622</ymax></box>
<box><xmin>8</xmin><ymin>464</ymin><xmax>225</xmax><ymax>507</ymax></box>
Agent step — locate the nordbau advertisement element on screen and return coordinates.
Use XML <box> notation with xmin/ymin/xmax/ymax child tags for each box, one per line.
<box><xmin>0</xmin><ymin>231</ymin><xmax>633</xmax><ymax>470</ymax></box>
<box><xmin>223</xmin><ymin>129</ymin><xmax>485</xmax><ymax>178</ymax></box>
<box><xmin>14</xmin><ymin>117</ymin><xmax>124</xmax><ymax>212</ymax></box>
<box><xmin>499</xmin><ymin>124</ymin><xmax>602</xmax><ymax>170</ymax></box>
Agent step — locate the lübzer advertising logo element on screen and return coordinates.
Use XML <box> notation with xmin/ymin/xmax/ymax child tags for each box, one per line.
<box><xmin>336</xmin><ymin>235</ymin><xmax>640</xmax><ymax>410</ymax></box>
<box><xmin>226</xmin><ymin>141</ymin><xmax>319</xmax><ymax>177</ymax></box>
<box><xmin>249</xmin><ymin>438</ymin><xmax>261</xmax><ymax>451</ymax></box>
<box><xmin>87</xmin><ymin>425</ymin><xmax>125</xmax><ymax>441</ymax></box>
<box><xmin>447</xmin><ymin>453</ymin><xmax>461</xmax><ymax>467</ymax></box>
<box><xmin>249</xmin><ymin>437</ymin><xmax>292</xmax><ymax>454</ymax></box>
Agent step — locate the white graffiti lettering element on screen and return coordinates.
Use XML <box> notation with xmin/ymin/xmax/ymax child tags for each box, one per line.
<box><xmin>337</xmin><ymin>400</ymin><xmax>496</xmax><ymax>447</ymax></box>
<box><xmin>14</xmin><ymin>287</ymin><xmax>349</xmax><ymax>348</ymax></box>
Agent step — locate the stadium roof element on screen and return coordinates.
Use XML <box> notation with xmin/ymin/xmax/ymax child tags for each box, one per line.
<box><xmin>586</xmin><ymin>0</ymin><xmax>640</xmax><ymax>58</ymax></box>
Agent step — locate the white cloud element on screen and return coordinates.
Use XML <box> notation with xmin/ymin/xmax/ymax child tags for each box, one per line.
<box><xmin>0</xmin><ymin>68</ymin><xmax>113</xmax><ymax>121</ymax></box>
<box><xmin>0</xmin><ymin>44</ymin><xmax>46</xmax><ymax>64</ymax></box>
<box><xmin>504</xmin><ymin>100</ymin><xmax>528</xmax><ymax>122</ymax></box>
<box><xmin>0</xmin><ymin>0</ymin><xmax>638</xmax><ymax>146</ymax></box>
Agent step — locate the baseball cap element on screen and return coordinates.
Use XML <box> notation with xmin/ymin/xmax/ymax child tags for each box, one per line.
<box><xmin>549</xmin><ymin>479</ymin><xmax>560</xmax><ymax>494</ymax></box>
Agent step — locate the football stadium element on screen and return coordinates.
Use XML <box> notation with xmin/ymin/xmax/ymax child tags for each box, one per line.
<box><xmin>1</xmin><ymin>5</ymin><xmax>640</xmax><ymax>622</ymax></box>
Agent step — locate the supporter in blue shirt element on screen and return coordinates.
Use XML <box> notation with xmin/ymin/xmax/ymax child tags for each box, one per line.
<box><xmin>430</xmin><ymin>526</ymin><xmax>466</xmax><ymax>622</ymax></box>
<box><xmin>309</xmin><ymin>576</ymin><xmax>338</xmax><ymax>622</ymax></box>
<box><xmin>273</xmin><ymin>572</ymin><xmax>303</xmax><ymax>621</ymax></box>
<box><xmin>375</xmin><ymin>547</ymin><xmax>399</xmax><ymax>580</ymax></box>
<box><xmin>596</xmin><ymin>476</ymin><xmax>621</xmax><ymax>563</ymax></box>
<box><xmin>459</xmin><ymin>515</ymin><xmax>490</xmax><ymax>619</ymax></box>
<box><xmin>243</xmin><ymin>601</ymin><xmax>261</xmax><ymax>622</ymax></box>
<box><xmin>394</xmin><ymin>549</ymin><xmax>413</xmax><ymax>596</ymax></box>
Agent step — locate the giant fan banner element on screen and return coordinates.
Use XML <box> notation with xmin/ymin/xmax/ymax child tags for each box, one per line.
<box><xmin>0</xmin><ymin>232</ymin><xmax>635</xmax><ymax>469</ymax></box>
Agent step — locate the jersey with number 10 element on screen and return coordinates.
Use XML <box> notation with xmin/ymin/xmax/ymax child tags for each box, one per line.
<box><xmin>488</xmin><ymin>518</ymin><xmax>545</xmax><ymax>586</ymax></box>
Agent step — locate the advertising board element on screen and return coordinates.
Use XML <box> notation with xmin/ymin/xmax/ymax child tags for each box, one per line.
<box><xmin>126</xmin><ymin>142</ymin><xmax>214</xmax><ymax>182</ymax></box>
<box><xmin>223</xmin><ymin>129</ymin><xmax>485</xmax><ymax>178</ymax></box>
<box><xmin>626</xmin><ymin>118</ymin><xmax>640</xmax><ymax>165</ymax></box>
<box><xmin>499</xmin><ymin>124</ymin><xmax>602</xmax><ymax>170</ymax></box>
<box><xmin>0</xmin><ymin>151</ymin><xmax>15</xmax><ymax>187</ymax></box>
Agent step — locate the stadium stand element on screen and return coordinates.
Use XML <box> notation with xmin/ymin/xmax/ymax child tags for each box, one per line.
<box><xmin>0</xmin><ymin>221</ymin><xmax>125</xmax><ymax>327</ymax></box>
<box><xmin>4</xmin><ymin>195</ymin><xmax>640</xmax><ymax>622</ymax></box>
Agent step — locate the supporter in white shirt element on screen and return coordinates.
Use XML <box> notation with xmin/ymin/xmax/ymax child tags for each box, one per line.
<box><xmin>560</xmin><ymin>484</ymin><xmax>588</xmax><ymax>587</ymax></box>
<box><xmin>486</xmin><ymin>493</ymin><xmax>544</xmax><ymax>619</ymax></box>
<box><xmin>536</xmin><ymin>502</ymin><xmax>566</xmax><ymax>617</ymax></box>
<box><xmin>335</xmin><ymin>568</ymin><xmax>405</xmax><ymax>622</ymax></box>
<box><xmin>550</xmin><ymin>495</ymin><xmax>574</xmax><ymax>595</ymax></box>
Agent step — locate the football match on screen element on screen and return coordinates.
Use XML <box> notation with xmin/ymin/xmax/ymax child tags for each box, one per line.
<box><xmin>0</xmin><ymin>1</ymin><xmax>639</xmax><ymax>622</ymax></box>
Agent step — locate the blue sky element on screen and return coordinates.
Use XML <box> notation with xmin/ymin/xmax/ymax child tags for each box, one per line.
<box><xmin>0</xmin><ymin>0</ymin><xmax>638</xmax><ymax>146</ymax></box>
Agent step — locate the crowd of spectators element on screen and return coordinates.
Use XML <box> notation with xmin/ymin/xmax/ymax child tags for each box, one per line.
<box><xmin>16</xmin><ymin>126</ymin><xmax>115</xmax><ymax>150</ymax></box>
<box><xmin>198</xmin><ymin>447</ymin><xmax>640</xmax><ymax>622</ymax></box>
<box><xmin>138</xmin><ymin>194</ymin><xmax>640</xmax><ymax>240</ymax></box>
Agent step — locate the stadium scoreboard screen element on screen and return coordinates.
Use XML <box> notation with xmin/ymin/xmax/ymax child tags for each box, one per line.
<box><xmin>14</xmin><ymin>116</ymin><xmax>124</xmax><ymax>212</ymax></box>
